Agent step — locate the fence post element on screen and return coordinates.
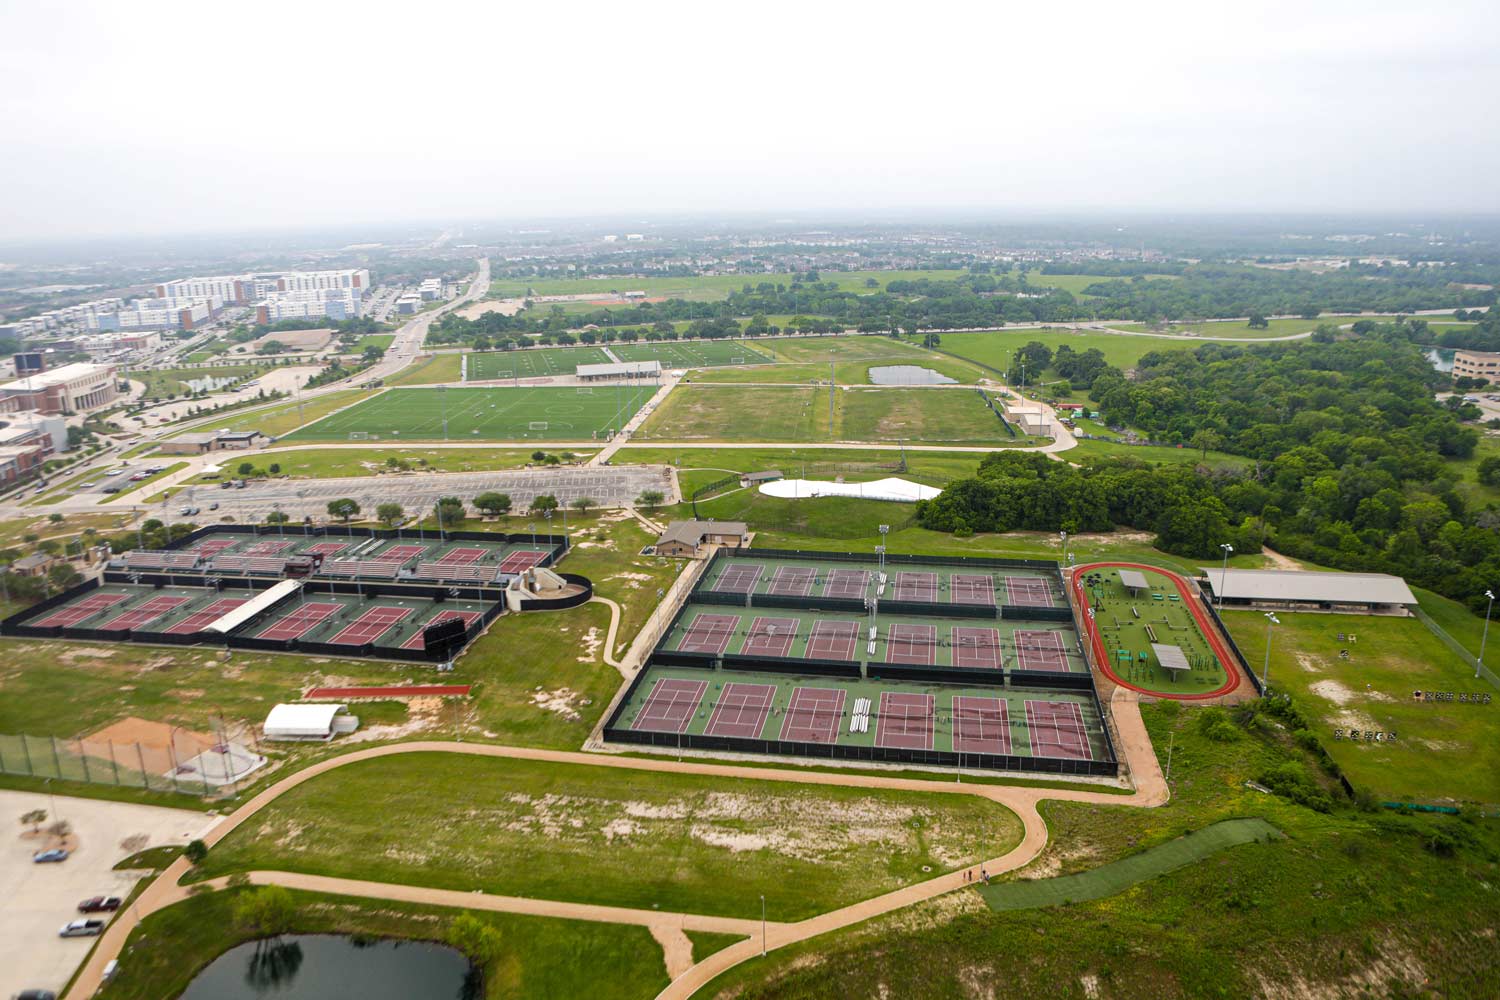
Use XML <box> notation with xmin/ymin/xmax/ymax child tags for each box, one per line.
<box><xmin>137</xmin><ymin>741</ymin><xmax>152</xmax><ymax>791</ymax></box>
<box><xmin>50</xmin><ymin>736</ymin><xmax>63</xmax><ymax>780</ymax></box>
<box><xmin>21</xmin><ymin>733</ymin><xmax>33</xmax><ymax>775</ymax></box>
<box><xmin>0</xmin><ymin>741</ymin><xmax>5</xmax><ymax>774</ymax></box>
<box><xmin>77</xmin><ymin>739</ymin><xmax>91</xmax><ymax>783</ymax></box>
<box><xmin>107</xmin><ymin>739</ymin><xmax>120</xmax><ymax>785</ymax></box>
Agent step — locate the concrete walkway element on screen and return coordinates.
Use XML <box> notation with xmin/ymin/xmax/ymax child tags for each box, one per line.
<box><xmin>64</xmin><ymin>686</ymin><xmax>1164</xmax><ymax>999</ymax></box>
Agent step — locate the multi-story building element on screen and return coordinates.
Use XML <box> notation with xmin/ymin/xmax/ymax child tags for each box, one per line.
<box><xmin>94</xmin><ymin>296</ymin><xmax>220</xmax><ymax>332</ymax></box>
<box><xmin>1453</xmin><ymin>350</ymin><xmax>1500</xmax><ymax>384</ymax></box>
<box><xmin>0</xmin><ymin>363</ymin><xmax>118</xmax><ymax>415</ymax></box>
<box><xmin>1</xmin><ymin>298</ymin><xmax>124</xmax><ymax>340</ymax></box>
<box><xmin>0</xmin><ymin>410</ymin><xmax>69</xmax><ymax>456</ymax></box>
<box><xmin>76</xmin><ymin>331</ymin><xmax>162</xmax><ymax>355</ymax></box>
<box><xmin>255</xmin><ymin>288</ymin><xmax>361</xmax><ymax>323</ymax></box>
<box><xmin>157</xmin><ymin>269</ymin><xmax>370</xmax><ymax>305</ymax></box>
<box><xmin>419</xmin><ymin>278</ymin><xmax>445</xmax><ymax>301</ymax></box>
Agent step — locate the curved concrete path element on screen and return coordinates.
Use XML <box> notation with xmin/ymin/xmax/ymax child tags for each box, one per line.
<box><xmin>66</xmin><ymin>693</ymin><xmax>1163</xmax><ymax>1000</ymax></box>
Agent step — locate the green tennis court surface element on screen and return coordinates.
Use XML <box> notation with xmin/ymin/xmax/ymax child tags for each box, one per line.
<box><xmin>466</xmin><ymin>346</ymin><xmax>612</xmax><ymax>381</ymax></box>
<box><xmin>280</xmin><ymin>386</ymin><xmax>657</xmax><ymax>442</ymax></box>
<box><xmin>978</xmin><ymin>819</ymin><xmax>1282</xmax><ymax>910</ymax></box>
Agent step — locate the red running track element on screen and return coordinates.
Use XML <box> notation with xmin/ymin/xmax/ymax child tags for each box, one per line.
<box><xmin>1071</xmin><ymin>561</ymin><xmax>1241</xmax><ymax>700</ymax></box>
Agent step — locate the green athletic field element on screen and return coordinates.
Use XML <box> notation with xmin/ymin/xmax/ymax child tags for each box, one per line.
<box><xmin>280</xmin><ymin>386</ymin><xmax>657</xmax><ymax>442</ymax></box>
<box><xmin>466</xmin><ymin>346</ymin><xmax>612</xmax><ymax>380</ymax></box>
<box><xmin>612</xmin><ymin>340</ymin><xmax>775</xmax><ymax>368</ymax></box>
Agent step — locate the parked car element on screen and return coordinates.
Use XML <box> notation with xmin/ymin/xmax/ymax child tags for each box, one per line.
<box><xmin>58</xmin><ymin>919</ymin><xmax>105</xmax><ymax>938</ymax></box>
<box><xmin>78</xmin><ymin>896</ymin><xmax>122</xmax><ymax>913</ymax></box>
<box><xmin>13</xmin><ymin>990</ymin><xmax>58</xmax><ymax>1000</ymax></box>
<box><xmin>180</xmin><ymin>506</ymin><xmax>200</xmax><ymax>516</ymax></box>
<box><xmin>209</xmin><ymin>502</ymin><xmax>219</xmax><ymax>510</ymax></box>
<box><xmin>33</xmin><ymin>848</ymin><xmax>69</xmax><ymax>863</ymax></box>
<box><xmin>101</xmin><ymin>486</ymin><xmax>121</xmax><ymax>494</ymax></box>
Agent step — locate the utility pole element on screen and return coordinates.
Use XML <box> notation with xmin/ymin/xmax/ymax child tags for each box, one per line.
<box><xmin>1217</xmin><ymin>543</ymin><xmax>1234</xmax><ymax>610</ymax></box>
<box><xmin>1262</xmin><ymin>612</ymin><xmax>1280</xmax><ymax>687</ymax></box>
<box><xmin>828</xmin><ymin>353</ymin><xmax>835</xmax><ymax>438</ymax></box>
<box><xmin>1479</xmin><ymin>589</ymin><xmax>1495</xmax><ymax>679</ymax></box>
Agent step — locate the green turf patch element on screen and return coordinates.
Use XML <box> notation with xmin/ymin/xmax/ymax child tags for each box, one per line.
<box><xmin>467</xmin><ymin>346</ymin><xmax>612</xmax><ymax>380</ymax></box>
<box><xmin>613</xmin><ymin>340</ymin><xmax>774</xmax><ymax>368</ymax></box>
<box><xmin>978</xmin><ymin>818</ymin><xmax>1282</xmax><ymax>910</ymax></box>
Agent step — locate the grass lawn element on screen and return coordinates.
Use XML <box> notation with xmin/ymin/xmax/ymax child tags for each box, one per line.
<box><xmin>192</xmin><ymin>751</ymin><xmax>1023</xmax><ymax>921</ymax></box>
<box><xmin>467</xmin><ymin>346</ymin><xmax>612</xmax><ymax>380</ymax></box>
<box><xmin>932</xmin><ymin>328</ymin><xmax>1196</xmax><ymax>374</ymax></box>
<box><xmin>96</xmin><ymin>886</ymin><xmax>669</xmax><ymax>1000</ymax></box>
<box><xmin>387</xmin><ymin>352</ymin><xmax>463</xmax><ymax>386</ymax></box>
<box><xmin>1069</xmin><ymin>435</ymin><xmax>1252</xmax><ymax>471</ymax></box>
<box><xmin>0</xmin><ymin>511</ymin><xmax>133</xmax><ymax>550</ymax></box>
<box><xmin>637</xmin><ymin>386</ymin><xmax>1018</xmax><ymax>444</ymax></box>
<box><xmin>619</xmin><ymin>445</ymin><xmax>982</xmax><ymax>489</ymax></box>
<box><xmin>489</xmin><ymin>269</ymin><xmax>969</xmax><ymax>301</ymax></box>
<box><xmin>695</xmin><ymin>701</ymin><xmax>1500</xmax><ymax>1000</ymax></box>
<box><xmin>196</xmin><ymin>447</ymin><xmax>557</xmax><ymax>481</ymax></box>
<box><xmin>126</xmin><ymin>363</ymin><xmax>266</xmax><ymax>398</ymax></box>
<box><xmin>690</xmin><ymin>335</ymin><xmax>989</xmax><ymax>385</ymax></box>
<box><xmin>1224</xmin><ymin>609</ymin><xmax>1500</xmax><ymax>804</ymax></box>
<box><xmin>1108</xmin><ymin>317</ymin><xmax>1333</xmax><ymax>339</ymax></box>
<box><xmin>348</xmin><ymin>334</ymin><xmax>395</xmax><ymax>352</ymax></box>
<box><xmin>282</xmin><ymin>385</ymin><xmax>656</xmax><ymax>443</ymax></box>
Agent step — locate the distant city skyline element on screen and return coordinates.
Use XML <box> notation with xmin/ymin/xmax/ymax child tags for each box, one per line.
<box><xmin>2</xmin><ymin>0</ymin><xmax>1498</xmax><ymax>239</ymax></box>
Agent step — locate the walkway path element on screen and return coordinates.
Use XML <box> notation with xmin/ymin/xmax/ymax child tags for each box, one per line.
<box><xmin>64</xmin><ymin>687</ymin><xmax>1164</xmax><ymax>1000</ymax></box>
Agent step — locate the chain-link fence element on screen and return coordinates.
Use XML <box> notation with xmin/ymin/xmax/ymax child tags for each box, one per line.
<box><xmin>0</xmin><ymin>732</ymin><xmax>263</xmax><ymax>796</ymax></box>
<box><xmin>1413</xmin><ymin>609</ymin><xmax>1500</xmax><ymax>689</ymax></box>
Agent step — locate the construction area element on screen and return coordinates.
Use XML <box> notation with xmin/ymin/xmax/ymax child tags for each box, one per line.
<box><xmin>604</xmin><ymin>548</ymin><xmax>1116</xmax><ymax>776</ymax></box>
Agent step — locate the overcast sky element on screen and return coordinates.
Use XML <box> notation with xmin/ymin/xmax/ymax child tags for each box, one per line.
<box><xmin>2</xmin><ymin>0</ymin><xmax>1497</xmax><ymax>239</ymax></box>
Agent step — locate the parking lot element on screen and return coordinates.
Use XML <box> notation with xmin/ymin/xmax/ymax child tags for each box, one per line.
<box><xmin>0</xmin><ymin>789</ymin><xmax>218</xmax><ymax>997</ymax></box>
<box><xmin>170</xmin><ymin>465</ymin><xmax>674</xmax><ymax>520</ymax></box>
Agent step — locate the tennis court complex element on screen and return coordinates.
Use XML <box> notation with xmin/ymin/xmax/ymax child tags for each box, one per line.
<box><xmin>466</xmin><ymin>346</ymin><xmax>612</xmax><ymax>381</ymax></box>
<box><xmin>611</xmin><ymin>664</ymin><xmax>1110</xmax><ymax>766</ymax></box>
<box><xmin>281</xmin><ymin>385</ymin><xmax>658</xmax><ymax>442</ymax></box>
<box><xmin>701</xmin><ymin>554</ymin><xmax>1065</xmax><ymax>609</ymax></box>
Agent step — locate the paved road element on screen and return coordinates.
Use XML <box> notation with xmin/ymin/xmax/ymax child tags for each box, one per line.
<box><xmin>64</xmin><ymin>687</ymin><xmax>1165</xmax><ymax>1000</ymax></box>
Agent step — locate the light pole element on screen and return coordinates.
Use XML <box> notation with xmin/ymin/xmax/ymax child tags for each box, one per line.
<box><xmin>760</xmin><ymin>894</ymin><xmax>766</xmax><ymax>956</ymax></box>
<box><xmin>877</xmin><ymin>524</ymin><xmax>889</xmax><ymax>574</ymax></box>
<box><xmin>1478</xmin><ymin>589</ymin><xmax>1495</xmax><ymax>679</ymax></box>
<box><xmin>1217</xmin><ymin>543</ymin><xmax>1234</xmax><ymax>610</ymax></box>
<box><xmin>1060</xmin><ymin>530</ymin><xmax>1068</xmax><ymax>567</ymax></box>
<box><xmin>1261</xmin><ymin>612</ymin><xmax>1280</xmax><ymax>687</ymax></box>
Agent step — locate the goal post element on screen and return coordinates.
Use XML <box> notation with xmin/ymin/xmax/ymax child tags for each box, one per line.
<box><xmin>347</xmin><ymin>431</ymin><xmax>369</xmax><ymax>441</ymax></box>
<box><xmin>528</xmin><ymin>421</ymin><xmax>549</xmax><ymax>431</ymax></box>
<box><xmin>577</xmin><ymin>386</ymin><xmax>593</xmax><ymax>395</ymax></box>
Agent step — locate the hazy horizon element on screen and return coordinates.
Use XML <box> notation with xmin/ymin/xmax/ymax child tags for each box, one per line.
<box><xmin>3</xmin><ymin>0</ymin><xmax>1498</xmax><ymax>240</ymax></box>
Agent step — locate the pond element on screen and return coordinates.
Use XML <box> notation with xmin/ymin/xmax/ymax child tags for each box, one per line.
<box><xmin>1424</xmin><ymin>347</ymin><xmax>1455</xmax><ymax>373</ymax></box>
<box><xmin>182</xmin><ymin>375</ymin><xmax>239</xmax><ymax>393</ymax></box>
<box><xmin>867</xmin><ymin>365</ymin><xmax>955</xmax><ymax>385</ymax></box>
<box><xmin>181</xmin><ymin>934</ymin><xmax>478</xmax><ymax>999</ymax></box>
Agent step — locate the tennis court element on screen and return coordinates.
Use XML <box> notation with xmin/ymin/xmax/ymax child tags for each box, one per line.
<box><xmin>1005</xmin><ymin>576</ymin><xmax>1057</xmax><ymax>607</ymax></box>
<box><xmin>436</xmin><ymin>546</ymin><xmax>486</xmax><ymax>565</ymax></box>
<box><xmin>699</xmin><ymin>554</ymin><xmax>1064</xmax><ymax>609</ymax></box>
<box><xmin>807</xmin><ymin>620</ymin><xmax>859</xmax><ymax>660</ymax></box>
<box><xmin>703</xmin><ymin>682</ymin><xmax>776</xmax><ymax>738</ymax></box>
<box><xmin>257</xmin><ymin>601</ymin><xmax>341</xmax><ymax>640</ymax></box>
<box><xmin>952</xmin><ymin>573</ymin><xmax>996</xmax><ymax>606</ymax></box>
<box><xmin>677</xmin><ymin>613</ymin><xmax>741</xmax><ymax>655</ymax></box>
<box><xmin>631</xmin><ymin>677</ymin><xmax>708</xmax><ymax>733</ymax></box>
<box><xmin>892</xmin><ymin>571</ymin><xmax>939</xmax><ymax>603</ymax></box>
<box><xmin>885</xmin><ymin>623</ymin><xmax>938</xmax><ymax>665</ymax></box>
<box><xmin>825</xmin><ymin>568</ymin><xmax>870</xmax><ymax>598</ymax></box>
<box><xmin>466</xmin><ymin>346</ymin><xmax>612</xmax><ymax>381</ymax></box>
<box><xmin>373</xmin><ymin>543</ymin><xmax>427</xmax><ymax>562</ymax></box>
<box><xmin>952</xmin><ymin>626</ymin><xmax>1002</xmax><ymax>669</ymax></box>
<box><xmin>499</xmin><ymin>550</ymin><xmax>548</xmax><ymax>573</ymax></box>
<box><xmin>32</xmin><ymin>592</ymin><xmax>129</xmax><ymax>628</ymax></box>
<box><xmin>281</xmin><ymin>385</ymin><xmax>659</xmax><ymax>442</ymax></box>
<box><xmin>769</xmin><ymin>565</ymin><xmax>816</xmax><ymax>596</ymax></box>
<box><xmin>711</xmin><ymin>562</ymin><xmax>762</xmax><ymax>594</ymax></box>
<box><xmin>953</xmin><ymin>696</ymin><xmax>1011</xmax><ymax>755</ymax></box>
<box><xmin>243</xmin><ymin>539</ymin><xmax>296</xmax><ymax>556</ymax></box>
<box><xmin>780</xmin><ymin>687</ymin><xmax>846</xmax><ymax>743</ymax></box>
<box><xmin>329</xmin><ymin>606</ymin><xmax>412</xmax><ymax>645</ymax></box>
<box><xmin>1025</xmin><ymin>700</ymin><xmax>1092</xmax><ymax>760</ymax></box>
<box><xmin>302</xmin><ymin>542</ymin><xmax>348</xmax><ymax>556</ymax></box>
<box><xmin>876</xmin><ymin>692</ymin><xmax>935</xmax><ymax>750</ymax></box>
<box><xmin>1013</xmin><ymin>629</ymin><xmax>1070</xmax><ymax>672</ymax></box>
<box><xmin>190</xmin><ymin>538</ymin><xmax>240</xmax><ymax>555</ymax></box>
<box><xmin>741</xmin><ymin>616</ymin><xmax>800</xmax><ymax>657</ymax></box>
<box><xmin>163</xmin><ymin>598</ymin><xmax>247</xmax><ymax>634</ymax></box>
<box><xmin>96</xmin><ymin>596</ymin><xmax>191</xmax><ymax>632</ymax></box>
<box><xmin>399</xmin><ymin>610</ymin><xmax>484</xmax><ymax>649</ymax></box>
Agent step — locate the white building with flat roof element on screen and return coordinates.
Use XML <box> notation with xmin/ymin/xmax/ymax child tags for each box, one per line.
<box><xmin>0</xmin><ymin>362</ymin><xmax>118</xmax><ymax>415</ymax></box>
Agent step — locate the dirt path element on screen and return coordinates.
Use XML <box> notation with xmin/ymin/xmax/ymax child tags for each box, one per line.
<box><xmin>65</xmin><ymin>689</ymin><xmax>1164</xmax><ymax>1000</ymax></box>
<box><xmin>588</xmin><ymin>595</ymin><xmax>626</xmax><ymax>673</ymax></box>
<box><xmin>1259</xmin><ymin>546</ymin><xmax>1302</xmax><ymax>571</ymax></box>
<box><xmin>651</xmin><ymin>925</ymin><xmax>700</xmax><ymax>980</ymax></box>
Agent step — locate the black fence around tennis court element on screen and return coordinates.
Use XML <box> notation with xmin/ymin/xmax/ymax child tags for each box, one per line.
<box><xmin>161</xmin><ymin>523</ymin><xmax>571</xmax><ymax>573</ymax></box>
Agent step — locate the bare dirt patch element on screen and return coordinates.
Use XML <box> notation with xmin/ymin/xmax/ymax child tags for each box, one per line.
<box><xmin>531</xmin><ymin>687</ymin><xmax>581</xmax><ymax>721</ymax></box>
<box><xmin>579</xmin><ymin>626</ymin><xmax>602</xmax><ymax>662</ymax></box>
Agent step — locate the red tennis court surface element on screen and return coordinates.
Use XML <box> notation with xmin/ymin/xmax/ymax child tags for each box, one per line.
<box><xmin>824</xmin><ymin>568</ymin><xmax>870</xmax><ymax>598</ymax></box>
<box><xmin>768</xmin><ymin>565</ymin><xmax>815</xmax><ymax>596</ymax></box>
<box><xmin>953</xmin><ymin>696</ymin><xmax>1011</xmax><ymax>754</ymax></box>
<box><xmin>243</xmin><ymin>539</ymin><xmax>296</xmax><ymax>556</ymax></box>
<box><xmin>32</xmin><ymin>592</ymin><xmax>128</xmax><ymax>628</ymax></box>
<box><xmin>191</xmin><ymin>538</ymin><xmax>240</xmax><ymax>555</ymax></box>
<box><xmin>96</xmin><ymin>596</ymin><xmax>190</xmax><ymax>632</ymax></box>
<box><xmin>807</xmin><ymin>619</ymin><xmax>859</xmax><ymax>660</ymax></box>
<box><xmin>376</xmin><ymin>544</ymin><xmax>426</xmax><ymax>562</ymax></box>
<box><xmin>885</xmin><ymin>623</ymin><xmax>937</xmax><ymax>665</ymax></box>
<box><xmin>304</xmin><ymin>684</ymin><xmax>472</xmax><ymax>699</ymax></box>
<box><xmin>892</xmin><ymin>571</ymin><xmax>938</xmax><ymax>602</ymax></box>
<box><xmin>1004</xmin><ymin>576</ymin><xmax>1056</xmax><ymax>607</ymax></box>
<box><xmin>257</xmin><ymin>601</ymin><xmax>340</xmax><ymax>640</ymax></box>
<box><xmin>677</xmin><ymin>613</ymin><xmax>739</xmax><ymax>655</ymax></box>
<box><xmin>1026</xmin><ymin>700</ymin><xmax>1092</xmax><ymax>759</ymax></box>
<box><xmin>741</xmin><ymin>616</ymin><xmax>798</xmax><ymax>657</ymax></box>
<box><xmin>876</xmin><ymin>692</ymin><xmax>934</xmax><ymax>750</ymax></box>
<box><xmin>329</xmin><ymin>606</ymin><xmax>412</xmax><ymax>645</ymax></box>
<box><xmin>951</xmin><ymin>573</ymin><xmax>996</xmax><ymax>606</ymax></box>
<box><xmin>499</xmin><ymin>550</ymin><xmax>547</xmax><ymax>573</ymax></box>
<box><xmin>400</xmin><ymin>610</ymin><xmax>483</xmax><ymax>649</ymax></box>
<box><xmin>163</xmin><ymin>598</ymin><xmax>247</xmax><ymax>634</ymax></box>
<box><xmin>631</xmin><ymin>677</ymin><xmax>707</xmax><ymax>733</ymax></box>
<box><xmin>952</xmin><ymin>626</ymin><xmax>1002</xmax><ymax>669</ymax></box>
<box><xmin>711</xmin><ymin>562</ymin><xmax>761</xmax><ymax>593</ymax></box>
<box><xmin>1014</xmin><ymin>629</ymin><xmax>1069</xmax><ymax>672</ymax></box>
<box><xmin>703</xmin><ymin>682</ymin><xmax>776</xmax><ymax>738</ymax></box>
<box><xmin>302</xmin><ymin>542</ymin><xmax>348</xmax><ymax>556</ymax></box>
<box><xmin>779</xmin><ymin>687</ymin><xmax>845</xmax><ymax>743</ymax></box>
<box><xmin>437</xmin><ymin>546</ymin><xmax>485</xmax><ymax>565</ymax></box>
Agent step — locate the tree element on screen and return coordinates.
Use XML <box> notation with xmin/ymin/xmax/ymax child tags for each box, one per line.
<box><xmin>47</xmin><ymin>563</ymin><xmax>83</xmax><ymax>591</ymax></box>
<box><xmin>1190</xmin><ymin>428</ymin><xmax>1223</xmax><ymax>458</ymax></box>
<box><xmin>233</xmin><ymin>885</ymin><xmax>297</xmax><ymax>936</ymax></box>
<box><xmin>268</xmin><ymin>463</ymin><xmax>281</xmax><ymax>475</ymax></box>
<box><xmin>237</xmin><ymin>462</ymin><xmax>255</xmax><ymax>476</ymax></box>
<box><xmin>531</xmin><ymin>450</ymin><xmax>547</xmax><ymax>463</ymax></box>
<box><xmin>47</xmin><ymin>513</ymin><xmax>64</xmax><ymax>524</ymax></box>
<box><xmin>376</xmin><ymin>502</ymin><xmax>405</xmax><ymax>526</ymax></box>
<box><xmin>636</xmin><ymin>489</ymin><xmax>665</xmax><ymax>508</ymax></box>
<box><xmin>327</xmin><ymin>498</ymin><xmax>360</xmax><ymax>522</ymax></box>
<box><xmin>445</xmin><ymin>912</ymin><xmax>504</xmax><ymax>964</ymax></box>
<box><xmin>1478</xmin><ymin>455</ymin><xmax>1500</xmax><ymax>487</ymax></box>
<box><xmin>20</xmin><ymin>808</ymin><xmax>46</xmax><ymax>834</ymax></box>
<box><xmin>570</xmin><ymin>496</ymin><xmax>596</xmax><ymax>513</ymax></box>
<box><xmin>184</xmin><ymin>838</ymin><xmax>208</xmax><ymax>864</ymax></box>
<box><xmin>1247</xmin><ymin>313</ymin><xmax>1269</xmax><ymax>329</ymax></box>
<box><xmin>265</xmin><ymin>510</ymin><xmax>290</xmax><ymax>525</ymax></box>
<box><xmin>434</xmin><ymin>496</ymin><xmax>465</xmax><ymax>526</ymax></box>
<box><xmin>473</xmin><ymin>492</ymin><xmax>512</xmax><ymax>517</ymax></box>
<box><xmin>529</xmin><ymin>494</ymin><xmax>559</xmax><ymax>514</ymax></box>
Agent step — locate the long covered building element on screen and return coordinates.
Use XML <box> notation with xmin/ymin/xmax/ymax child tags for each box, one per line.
<box><xmin>1199</xmin><ymin>567</ymin><xmax>1418</xmax><ymax>615</ymax></box>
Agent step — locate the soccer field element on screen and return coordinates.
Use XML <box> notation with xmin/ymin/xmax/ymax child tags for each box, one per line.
<box><xmin>613</xmin><ymin>340</ymin><xmax>774</xmax><ymax>368</ymax></box>
<box><xmin>281</xmin><ymin>386</ymin><xmax>658</xmax><ymax>442</ymax></box>
<box><xmin>467</xmin><ymin>346</ymin><xmax>612</xmax><ymax>381</ymax></box>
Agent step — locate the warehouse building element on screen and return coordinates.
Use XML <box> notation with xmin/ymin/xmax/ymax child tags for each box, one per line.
<box><xmin>1199</xmin><ymin>567</ymin><xmax>1418</xmax><ymax>615</ymax></box>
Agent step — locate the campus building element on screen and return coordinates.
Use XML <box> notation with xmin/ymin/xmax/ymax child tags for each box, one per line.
<box><xmin>0</xmin><ymin>362</ymin><xmax>118</xmax><ymax>415</ymax></box>
<box><xmin>94</xmin><ymin>296</ymin><xmax>221</xmax><ymax>332</ymax></box>
<box><xmin>157</xmin><ymin>269</ymin><xmax>370</xmax><ymax>306</ymax></box>
<box><xmin>255</xmin><ymin>288</ymin><xmax>362</xmax><ymax>324</ymax></box>
<box><xmin>655</xmin><ymin>520</ymin><xmax>750</xmax><ymax>557</ymax></box>
<box><xmin>1452</xmin><ymin>350</ymin><xmax>1500</xmax><ymax>384</ymax></box>
<box><xmin>575</xmin><ymin>360</ymin><xmax>662</xmax><ymax>382</ymax></box>
<box><xmin>0</xmin><ymin>410</ymin><xmax>69</xmax><ymax>456</ymax></box>
<box><xmin>1199</xmin><ymin>567</ymin><xmax>1418</xmax><ymax>615</ymax></box>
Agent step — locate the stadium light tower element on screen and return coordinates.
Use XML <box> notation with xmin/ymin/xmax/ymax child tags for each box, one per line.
<box><xmin>1479</xmin><ymin>589</ymin><xmax>1495</xmax><ymax>679</ymax></box>
<box><xmin>1217</xmin><ymin>543</ymin><xmax>1234</xmax><ymax>610</ymax></box>
<box><xmin>1261</xmin><ymin>612</ymin><xmax>1280</xmax><ymax>687</ymax></box>
<box><xmin>1060</xmin><ymin>530</ymin><xmax>1069</xmax><ymax>567</ymax></box>
<box><xmin>877</xmin><ymin>524</ymin><xmax>889</xmax><ymax>573</ymax></box>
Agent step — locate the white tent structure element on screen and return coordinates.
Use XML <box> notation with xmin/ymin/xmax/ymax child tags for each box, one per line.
<box><xmin>757</xmin><ymin>477</ymin><xmax>941</xmax><ymax>503</ymax></box>
<box><xmin>263</xmin><ymin>703</ymin><xmax>356</xmax><ymax>742</ymax></box>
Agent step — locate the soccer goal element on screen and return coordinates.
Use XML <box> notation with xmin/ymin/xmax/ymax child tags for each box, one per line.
<box><xmin>577</xmin><ymin>386</ymin><xmax>593</xmax><ymax>395</ymax></box>
<box><xmin>730</xmin><ymin>356</ymin><xmax>746</xmax><ymax>365</ymax></box>
<box><xmin>528</xmin><ymin>421</ymin><xmax>549</xmax><ymax>431</ymax></box>
<box><xmin>348</xmin><ymin>431</ymin><xmax>370</xmax><ymax>441</ymax></box>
